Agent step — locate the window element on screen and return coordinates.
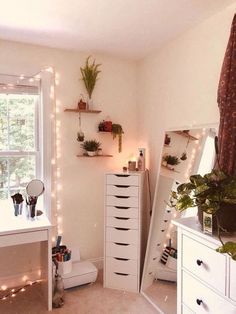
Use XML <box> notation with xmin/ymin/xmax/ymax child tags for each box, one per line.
<box><xmin>0</xmin><ymin>83</ymin><xmax>40</xmax><ymax>203</ymax></box>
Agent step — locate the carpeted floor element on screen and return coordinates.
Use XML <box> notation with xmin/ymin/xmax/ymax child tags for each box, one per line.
<box><xmin>0</xmin><ymin>272</ymin><xmax>158</xmax><ymax>314</ymax></box>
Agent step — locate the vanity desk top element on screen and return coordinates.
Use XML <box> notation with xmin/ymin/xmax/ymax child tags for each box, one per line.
<box><xmin>0</xmin><ymin>207</ymin><xmax>51</xmax><ymax>236</ymax></box>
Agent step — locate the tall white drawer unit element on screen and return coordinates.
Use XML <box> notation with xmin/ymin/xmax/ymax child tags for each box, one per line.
<box><xmin>173</xmin><ymin>217</ymin><xmax>236</xmax><ymax>314</ymax></box>
<box><xmin>104</xmin><ymin>171</ymin><xmax>147</xmax><ymax>292</ymax></box>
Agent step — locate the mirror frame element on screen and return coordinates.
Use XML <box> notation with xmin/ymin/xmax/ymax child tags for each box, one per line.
<box><xmin>140</xmin><ymin>122</ymin><xmax>218</xmax><ymax>311</ymax></box>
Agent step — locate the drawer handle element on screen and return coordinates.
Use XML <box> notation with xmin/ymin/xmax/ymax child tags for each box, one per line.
<box><xmin>196</xmin><ymin>259</ymin><xmax>203</xmax><ymax>266</ymax></box>
<box><xmin>114</xmin><ymin>206</ymin><xmax>130</xmax><ymax>209</ymax></box>
<box><xmin>115</xmin><ymin>195</ymin><xmax>130</xmax><ymax>199</ymax></box>
<box><xmin>115</xmin><ymin>175</ymin><xmax>130</xmax><ymax>177</ymax></box>
<box><xmin>115</xmin><ymin>227</ymin><xmax>130</xmax><ymax>231</ymax></box>
<box><xmin>114</xmin><ymin>257</ymin><xmax>129</xmax><ymax>261</ymax></box>
<box><xmin>196</xmin><ymin>299</ymin><xmax>203</xmax><ymax>306</ymax></box>
<box><xmin>115</xmin><ymin>185</ymin><xmax>130</xmax><ymax>188</ymax></box>
<box><xmin>114</xmin><ymin>272</ymin><xmax>129</xmax><ymax>276</ymax></box>
<box><xmin>114</xmin><ymin>217</ymin><xmax>130</xmax><ymax>220</ymax></box>
<box><xmin>114</xmin><ymin>242</ymin><xmax>129</xmax><ymax>246</ymax></box>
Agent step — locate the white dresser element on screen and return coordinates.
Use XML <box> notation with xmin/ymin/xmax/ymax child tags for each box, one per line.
<box><xmin>173</xmin><ymin>217</ymin><xmax>236</xmax><ymax>314</ymax></box>
<box><xmin>104</xmin><ymin>171</ymin><xmax>146</xmax><ymax>292</ymax></box>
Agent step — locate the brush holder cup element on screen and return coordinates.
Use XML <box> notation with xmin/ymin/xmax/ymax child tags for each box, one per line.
<box><xmin>13</xmin><ymin>203</ymin><xmax>23</xmax><ymax>216</ymax></box>
<box><xmin>27</xmin><ymin>204</ymin><xmax>37</xmax><ymax>220</ymax></box>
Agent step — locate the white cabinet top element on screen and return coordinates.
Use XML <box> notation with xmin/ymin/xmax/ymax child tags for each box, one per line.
<box><xmin>0</xmin><ymin>207</ymin><xmax>51</xmax><ymax>235</ymax></box>
<box><xmin>172</xmin><ymin>216</ymin><xmax>236</xmax><ymax>246</ymax></box>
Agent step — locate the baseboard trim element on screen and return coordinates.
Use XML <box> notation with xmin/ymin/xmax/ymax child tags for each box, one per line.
<box><xmin>88</xmin><ymin>257</ymin><xmax>104</xmax><ymax>270</ymax></box>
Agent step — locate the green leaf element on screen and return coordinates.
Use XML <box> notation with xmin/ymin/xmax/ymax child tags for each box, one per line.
<box><xmin>189</xmin><ymin>174</ymin><xmax>206</xmax><ymax>186</ymax></box>
<box><xmin>217</xmin><ymin>242</ymin><xmax>236</xmax><ymax>260</ymax></box>
<box><xmin>175</xmin><ymin>195</ymin><xmax>195</xmax><ymax>211</ymax></box>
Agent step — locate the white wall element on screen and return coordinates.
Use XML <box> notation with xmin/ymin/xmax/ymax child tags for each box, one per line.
<box><xmin>0</xmin><ymin>40</ymin><xmax>138</xmax><ymax>280</ymax></box>
<box><xmin>137</xmin><ymin>4</ymin><xmax>236</xmax><ymax>194</ymax></box>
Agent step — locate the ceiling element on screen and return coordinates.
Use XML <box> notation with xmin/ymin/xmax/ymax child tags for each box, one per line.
<box><xmin>0</xmin><ymin>0</ymin><xmax>235</xmax><ymax>59</ymax></box>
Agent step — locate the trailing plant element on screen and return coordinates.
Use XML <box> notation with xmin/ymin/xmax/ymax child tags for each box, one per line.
<box><xmin>112</xmin><ymin>124</ymin><xmax>124</xmax><ymax>153</ymax></box>
<box><xmin>80</xmin><ymin>56</ymin><xmax>101</xmax><ymax>98</ymax></box>
<box><xmin>81</xmin><ymin>140</ymin><xmax>101</xmax><ymax>152</ymax></box>
<box><xmin>163</xmin><ymin>155</ymin><xmax>180</xmax><ymax>166</ymax></box>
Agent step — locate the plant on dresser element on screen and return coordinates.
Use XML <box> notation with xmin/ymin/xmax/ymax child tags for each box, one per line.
<box><xmin>169</xmin><ymin>169</ymin><xmax>236</xmax><ymax>259</ymax></box>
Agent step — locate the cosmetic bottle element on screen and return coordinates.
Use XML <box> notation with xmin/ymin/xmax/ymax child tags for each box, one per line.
<box><xmin>137</xmin><ymin>150</ymin><xmax>145</xmax><ymax>171</ymax></box>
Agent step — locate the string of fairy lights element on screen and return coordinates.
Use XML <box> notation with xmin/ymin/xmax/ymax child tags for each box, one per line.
<box><xmin>0</xmin><ymin>280</ymin><xmax>42</xmax><ymax>301</ymax></box>
<box><xmin>0</xmin><ymin>66</ymin><xmax>62</xmax><ymax>301</ymax></box>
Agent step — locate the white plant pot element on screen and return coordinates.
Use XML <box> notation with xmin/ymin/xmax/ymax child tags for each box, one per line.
<box><xmin>87</xmin><ymin>151</ymin><xmax>96</xmax><ymax>157</ymax></box>
<box><xmin>167</xmin><ymin>164</ymin><xmax>174</xmax><ymax>170</ymax></box>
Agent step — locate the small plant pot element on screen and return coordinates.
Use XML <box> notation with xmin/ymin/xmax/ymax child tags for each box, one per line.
<box><xmin>167</xmin><ymin>164</ymin><xmax>174</xmax><ymax>170</ymax></box>
<box><xmin>87</xmin><ymin>151</ymin><xmax>97</xmax><ymax>157</ymax></box>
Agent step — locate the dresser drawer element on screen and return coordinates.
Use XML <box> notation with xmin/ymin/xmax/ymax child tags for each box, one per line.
<box><xmin>106</xmin><ymin>256</ymin><xmax>138</xmax><ymax>275</ymax></box>
<box><xmin>182</xmin><ymin>271</ymin><xmax>236</xmax><ymax>314</ymax></box>
<box><xmin>182</xmin><ymin>235</ymin><xmax>226</xmax><ymax>294</ymax></box>
<box><xmin>105</xmin><ymin>269</ymin><xmax>138</xmax><ymax>292</ymax></box>
<box><xmin>106</xmin><ymin>216</ymin><xmax>139</xmax><ymax>229</ymax></box>
<box><xmin>105</xmin><ymin>242</ymin><xmax>138</xmax><ymax>260</ymax></box>
<box><xmin>106</xmin><ymin>185</ymin><xmax>139</xmax><ymax>197</ymax></box>
<box><xmin>230</xmin><ymin>259</ymin><xmax>236</xmax><ymax>302</ymax></box>
<box><xmin>106</xmin><ymin>195</ymin><xmax>139</xmax><ymax>207</ymax></box>
<box><xmin>106</xmin><ymin>227</ymin><xmax>138</xmax><ymax>245</ymax></box>
<box><xmin>106</xmin><ymin>174</ymin><xmax>139</xmax><ymax>186</ymax></box>
<box><xmin>106</xmin><ymin>206</ymin><xmax>139</xmax><ymax>219</ymax></box>
<box><xmin>182</xmin><ymin>304</ymin><xmax>194</xmax><ymax>314</ymax></box>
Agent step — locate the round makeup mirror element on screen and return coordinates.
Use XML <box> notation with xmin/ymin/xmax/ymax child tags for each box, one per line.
<box><xmin>26</xmin><ymin>179</ymin><xmax>44</xmax><ymax>197</ymax></box>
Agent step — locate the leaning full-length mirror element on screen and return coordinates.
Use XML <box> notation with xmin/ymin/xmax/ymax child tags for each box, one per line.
<box><xmin>141</xmin><ymin>126</ymin><xmax>217</xmax><ymax>313</ymax></box>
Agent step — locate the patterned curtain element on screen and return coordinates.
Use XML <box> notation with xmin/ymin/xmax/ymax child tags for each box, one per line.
<box><xmin>217</xmin><ymin>14</ymin><xmax>236</xmax><ymax>176</ymax></box>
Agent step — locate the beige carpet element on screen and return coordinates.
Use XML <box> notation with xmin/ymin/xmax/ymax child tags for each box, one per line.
<box><xmin>0</xmin><ymin>272</ymin><xmax>157</xmax><ymax>314</ymax></box>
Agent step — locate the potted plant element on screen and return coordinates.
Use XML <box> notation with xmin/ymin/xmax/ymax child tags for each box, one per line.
<box><xmin>81</xmin><ymin>140</ymin><xmax>101</xmax><ymax>156</ymax></box>
<box><xmin>112</xmin><ymin>124</ymin><xmax>124</xmax><ymax>153</ymax></box>
<box><xmin>163</xmin><ymin>155</ymin><xmax>180</xmax><ymax>170</ymax></box>
<box><xmin>169</xmin><ymin>169</ymin><xmax>236</xmax><ymax>232</ymax></box>
<box><xmin>80</xmin><ymin>56</ymin><xmax>101</xmax><ymax>109</ymax></box>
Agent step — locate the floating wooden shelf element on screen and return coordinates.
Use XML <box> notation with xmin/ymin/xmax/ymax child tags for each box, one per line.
<box><xmin>64</xmin><ymin>108</ymin><xmax>101</xmax><ymax>113</ymax></box>
<box><xmin>174</xmin><ymin>131</ymin><xmax>198</xmax><ymax>141</ymax></box>
<box><xmin>77</xmin><ymin>154</ymin><xmax>113</xmax><ymax>158</ymax></box>
<box><xmin>98</xmin><ymin>131</ymin><xmax>111</xmax><ymax>134</ymax></box>
<box><xmin>161</xmin><ymin>165</ymin><xmax>180</xmax><ymax>173</ymax></box>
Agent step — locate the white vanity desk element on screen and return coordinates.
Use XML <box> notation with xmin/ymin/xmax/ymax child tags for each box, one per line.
<box><xmin>173</xmin><ymin>217</ymin><xmax>236</xmax><ymax>314</ymax></box>
<box><xmin>0</xmin><ymin>209</ymin><xmax>52</xmax><ymax>311</ymax></box>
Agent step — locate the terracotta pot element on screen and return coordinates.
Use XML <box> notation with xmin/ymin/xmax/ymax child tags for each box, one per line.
<box><xmin>198</xmin><ymin>203</ymin><xmax>236</xmax><ymax>232</ymax></box>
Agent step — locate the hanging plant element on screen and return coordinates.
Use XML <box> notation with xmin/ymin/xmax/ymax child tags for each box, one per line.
<box><xmin>80</xmin><ymin>56</ymin><xmax>101</xmax><ymax>99</ymax></box>
<box><xmin>112</xmin><ymin>124</ymin><xmax>124</xmax><ymax>153</ymax></box>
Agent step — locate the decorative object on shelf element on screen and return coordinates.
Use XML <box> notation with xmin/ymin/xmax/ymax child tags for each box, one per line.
<box><xmin>77</xmin><ymin>112</ymin><xmax>85</xmax><ymax>142</ymax></box>
<box><xmin>80</xmin><ymin>56</ymin><xmax>101</xmax><ymax>110</ymax></box>
<box><xmin>98</xmin><ymin>120</ymin><xmax>105</xmax><ymax>132</ymax></box>
<box><xmin>128</xmin><ymin>161</ymin><xmax>136</xmax><ymax>171</ymax></box>
<box><xmin>137</xmin><ymin>149</ymin><xmax>145</xmax><ymax>171</ymax></box>
<box><xmin>81</xmin><ymin>139</ymin><xmax>101</xmax><ymax>156</ymax></box>
<box><xmin>163</xmin><ymin>155</ymin><xmax>180</xmax><ymax>170</ymax></box>
<box><xmin>112</xmin><ymin>123</ymin><xmax>124</xmax><ymax>153</ymax></box>
<box><xmin>164</xmin><ymin>134</ymin><xmax>171</xmax><ymax>146</ymax></box>
<box><xmin>103</xmin><ymin>119</ymin><xmax>112</xmax><ymax>132</ymax></box>
<box><xmin>77</xmin><ymin>94</ymin><xmax>87</xmax><ymax>110</ymax></box>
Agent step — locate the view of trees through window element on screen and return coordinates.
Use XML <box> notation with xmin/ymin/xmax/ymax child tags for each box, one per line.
<box><xmin>0</xmin><ymin>94</ymin><xmax>39</xmax><ymax>200</ymax></box>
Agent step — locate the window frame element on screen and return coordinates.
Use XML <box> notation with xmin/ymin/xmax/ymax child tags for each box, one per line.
<box><xmin>0</xmin><ymin>93</ymin><xmax>41</xmax><ymax>199</ymax></box>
